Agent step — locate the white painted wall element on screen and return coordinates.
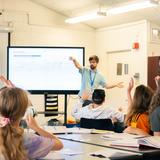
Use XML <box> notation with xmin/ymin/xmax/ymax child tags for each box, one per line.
<box><xmin>0</xmin><ymin>33</ymin><xmax>8</xmax><ymax>89</ymax></box>
<box><xmin>147</xmin><ymin>22</ymin><xmax>160</xmax><ymax>57</ymax></box>
<box><xmin>95</xmin><ymin>20</ymin><xmax>148</xmax><ymax>111</ymax></box>
<box><xmin>0</xmin><ymin>0</ymin><xmax>96</xmax><ymax>124</ymax></box>
<box><xmin>0</xmin><ymin>0</ymin><xmax>155</xmax><ymax>124</ymax></box>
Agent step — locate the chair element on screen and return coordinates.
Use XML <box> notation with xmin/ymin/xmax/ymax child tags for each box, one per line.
<box><xmin>113</xmin><ymin>122</ymin><xmax>125</xmax><ymax>133</ymax></box>
<box><xmin>80</xmin><ymin>118</ymin><xmax>114</xmax><ymax>131</ymax></box>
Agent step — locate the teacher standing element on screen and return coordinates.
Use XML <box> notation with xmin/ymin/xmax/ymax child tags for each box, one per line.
<box><xmin>70</xmin><ymin>55</ymin><xmax>123</xmax><ymax>106</ymax></box>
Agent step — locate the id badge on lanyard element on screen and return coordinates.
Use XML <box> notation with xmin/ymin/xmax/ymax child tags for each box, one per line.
<box><xmin>90</xmin><ymin>70</ymin><xmax>96</xmax><ymax>92</ymax></box>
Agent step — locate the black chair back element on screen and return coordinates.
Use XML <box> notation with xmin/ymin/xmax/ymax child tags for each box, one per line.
<box><xmin>80</xmin><ymin>118</ymin><xmax>114</xmax><ymax>131</ymax></box>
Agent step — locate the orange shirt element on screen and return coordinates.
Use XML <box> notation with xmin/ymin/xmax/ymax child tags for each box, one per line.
<box><xmin>130</xmin><ymin>113</ymin><xmax>150</xmax><ymax>134</ymax></box>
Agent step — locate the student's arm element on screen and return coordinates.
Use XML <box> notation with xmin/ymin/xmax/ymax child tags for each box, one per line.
<box><xmin>26</xmin><ymin>115</ymin><xmax>63</xmax><ymax>150</ymax></box>
<box><xmin>71</xmin><ymin>100</ymin><xmax>84</xmax><ymax>120</ymax></box>
<box><xmin>110</xmin><ymin>109</ymin><xmax>125</xmax><ymax>123</ymax></box>
<box><xmin>127</xmin><ymin>78</ymin><xmax>134</xmax><ymax>107</ymax></box>
<box><xmin>153</xmin><ymin>132</ymin><xmax>160</xmax><ymax>136</ymax></box>
<box><xmin>123</xmin><ymin>126</ymin><xmax>149</xmax><ymax>136</ymax></box>
<box><xmin>69</xmin><ymin>57</ymin><xmax>82</xmax><ymax>70</ymax></box>
<box><xmin>0</xmin><ymin>75</ymin><xmax>15</xmax><ymax>88</ymax></box>
<box><xmin>104</xmin><ymin>82</ymin><xmax>124</xmax><ymax>89</ymax></box>
<box><xmin>155</xmin><ymin>75</ymin><xmax>160</xmax><ymax>91</ymax></box>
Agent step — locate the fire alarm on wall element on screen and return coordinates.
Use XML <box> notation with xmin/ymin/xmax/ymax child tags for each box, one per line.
<box><xmin>132</xmin><ymin>42</ymin><xmax>139</xmax><ymax>49</ymax></box>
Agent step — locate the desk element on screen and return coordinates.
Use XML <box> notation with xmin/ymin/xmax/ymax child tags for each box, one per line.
<box><xmin>41</xmin><ymin>139</ymin><xmax>142</xmax><ymax>160</ymax></box>
<box><xmin>57</xmin><ymin>134</ymin><xmax>160</xmax><ymax>160</ymax></box>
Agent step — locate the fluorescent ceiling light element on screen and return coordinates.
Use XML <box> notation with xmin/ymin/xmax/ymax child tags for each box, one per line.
<box><xmin>107</xmin><ymin>0</ymin><xmax>158</xmax><ymax>15</ymax></box>
<box><xmin>65</xmin><ymin>0</ymin><xmax>158</xmax><ymax>24</ymax></box>
<box><xmin>65</xmin><ymin>11</ymin><xmax>106</xmax><ymax>24</ymax></box>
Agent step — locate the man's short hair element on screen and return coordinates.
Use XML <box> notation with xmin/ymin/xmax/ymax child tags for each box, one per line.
<box><xmin>89</xmin><ymin>55</ymin><xmax>99</xmax><ymax>63</ymax></box>
<box><xmin>92</xmin><ymin>89</ymin><xmax>105</xmax><ymax>104</ymax></box>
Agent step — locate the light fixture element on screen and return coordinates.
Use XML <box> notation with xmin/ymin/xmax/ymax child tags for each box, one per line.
<box><xmin>65</xmin><ymin>0</ymin><xmax>159</xmax><ymax>24</ymax></box>
<box><xmin>65</xmin><ymin>11</ymin><xmax>106</xmax><ymax>24</ymax></box>
<box><xmin>107</xmin><ymin>0</ymin><xmax>158</xmax><ymax>15</ymax></box>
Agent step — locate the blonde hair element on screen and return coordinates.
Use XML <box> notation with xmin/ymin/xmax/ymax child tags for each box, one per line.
<box><xmin>0</xmin><ymin>87</ymin><xmax>29</xmax><ymax>160</ymax></box>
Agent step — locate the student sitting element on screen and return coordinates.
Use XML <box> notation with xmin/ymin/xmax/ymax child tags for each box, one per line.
<box><xmin>149</xmin><ymin>75</ymin><xmax>160</xmax><ymax>136</ymax></box>
<box><xmin>72</xmin><ymin>89</ymin><xmax>124</xmax><ymax>123</ymax></box>
<box><xmin>0</xmin><ymin>87</ymin><xmax>63</xmax><ymax>160</ymax></box>
<box><xmin>124</xmin><ymin>78</ymin><xmax>153</xmax><ymax>135</ymax></box>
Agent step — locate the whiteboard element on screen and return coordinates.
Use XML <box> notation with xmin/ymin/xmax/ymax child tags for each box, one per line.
<box><xmin>8</xmin><ymin>46</ymin><xmax>84</xmax><ymax>94</ymax></box>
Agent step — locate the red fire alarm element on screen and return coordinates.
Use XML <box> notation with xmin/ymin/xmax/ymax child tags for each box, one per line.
<box><xmin>132</xmin><ymin>42</ymin><xmax>139</xmax><ymax>49</ymax></box>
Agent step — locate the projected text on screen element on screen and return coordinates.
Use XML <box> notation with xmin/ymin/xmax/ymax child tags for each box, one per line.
<box><xmin>8</xmin><ymin>47</ymin><xmax>84</xmax><ymax>94</ymax></box>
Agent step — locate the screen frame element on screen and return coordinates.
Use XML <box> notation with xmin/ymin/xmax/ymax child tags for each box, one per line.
<box><xmin>7</xmin><ymin>46</ymin><xmax>85</xmax><ymax>94</ymax></box>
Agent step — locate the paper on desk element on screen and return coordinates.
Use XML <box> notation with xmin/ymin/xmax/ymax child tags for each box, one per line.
<box><xmin>39</xmin><ymin>151</ymin><xmax>65</xmax><ymax>160</ymax></box>
<box><xmin>91</xmin><ymin>129</ymin><xmax>114</xmax><ymax>134</ymax></box>
<box><xmin>89</xmin><ymin>148</ymin><xmax>137</xmax><ymax>158</ymax></box>
<box><xmin>44</xmin><ymin>126</ymin><xmax>114</xmax><ymax>135</ymax></box>
<box><xmin>67</xmin><ymin>128</ymin><xmax>91</xmax><ymax>134</ymax></box>
<box><xmin>101</xmin><ymin>133</ymin><xmax>141</xmax><ymax>147</ymax></box>
<box><xmin>111</xmin><ymin>138</ymin><xmax>139</xmax><ymax>148</ymax></box>
<box><xmin>102</xmin><ymin>132</ymin><xmax>145</xmax><ymax>141</ymax></box>
<box><xmin>43</xmin><ymin>126</ymin><xmax>92</xmax><ymax>134</ymax></box>
<box><xmin>43</xmin><ymin>126</ymin><xmax>68</xmax><ymax>134</ymax></box>
<box><xmin>60</xmin><ymin>148</ymin><xmax>84</xmax><ymax>155</ymax></box>
<box><xmin>39</xmin><ymin>149</ymin><xmax>84</xmax><ymax>160</ymax></box>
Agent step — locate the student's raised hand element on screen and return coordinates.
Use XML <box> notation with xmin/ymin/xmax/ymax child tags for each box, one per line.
<box><xmin>127</xmin><ymin>78</ymin><xmax>134</xmax><ymax>93</ymax></box>
<box><xmin>155</xmin><ymin>75</ymin><xmax>160</xmax><ymax>89</ymax></box>
<box><xmin>0</xmin><ymin>75</ymin><xmax>15</xmax><ymax>88</ymax></box>
<box><xmin>116</xmin><ymin>82</ymin><xmax>124</xmax><ymax>88</ymax></box>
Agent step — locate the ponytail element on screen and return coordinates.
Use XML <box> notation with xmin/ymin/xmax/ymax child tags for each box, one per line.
<box><xmin>0</xmin><ymin>124</ymin><xmax>26</xmax><ymax>160</ymax></box>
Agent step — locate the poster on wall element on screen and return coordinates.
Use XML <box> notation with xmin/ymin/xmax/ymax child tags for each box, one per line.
<box><xmin>117</xmin><ymin>63</ymin><xmax>122</xmax><ymax>75</ymax></box>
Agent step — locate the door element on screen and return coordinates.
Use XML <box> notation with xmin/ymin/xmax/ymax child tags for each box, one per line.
<box><xmin>148</xmin><ymin>56</ymin><xmax>160</xmax><ymax>91</ymax></box>
<box><xmin>106</xmin><ymin>50</ymin><xmax>135</xmax><ymax>112</ymax></box>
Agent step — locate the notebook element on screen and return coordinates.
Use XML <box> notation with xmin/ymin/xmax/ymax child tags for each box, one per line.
<box><xmin>101</xmin><ymin>133</ymin><xmax>145</xmax><ymax>141</ymax></box>
<box><xmin>105</xmin><ymin>134</ymin><xmax>160</xmax><ymax>149</ymax></box>
<box><xmin>101</xmin><ymin>133</ymin><xmax>147</xmax><ymax>148</ymax></box>
<box><xmin>111</xmin><ymin>138</ymin><xmax>139</xmax><ymax>148</ymax></box>
<box><xmin>138</xmin><ymin>136</ymin><xmax>160</xmax><ymax>148</ymax></box>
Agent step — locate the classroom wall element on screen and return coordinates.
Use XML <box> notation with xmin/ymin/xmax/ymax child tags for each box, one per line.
<box><xmin>147</xmin><ymin>22</ymin><xmax>160</xmax><ymax>57</ymax></box>
<box><xmin>0</xmin><ymin>33</ymin><xmax>8</xmax><ymax>88</ymax></box>
<box><xmin>0</xmin><ymin>0</ymin><xmax>157</xmax><ymax>124</ymax></box>
<box><xmin>0</xmin><ymin>0</ymin><xmax>96</xmax><ymax>124</ymax></box>
<box><xmin>95</xmin><ymin>20</ymin><xmax>148</xmax><ymax>111</ymax></box>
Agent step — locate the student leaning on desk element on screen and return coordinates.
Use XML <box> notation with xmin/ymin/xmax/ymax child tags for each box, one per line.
<box><xmin>72</xmin><ymin>89</ymin><xmax>124</xmax><ymax>123</ymax></box>
<box><xmin>0</xmin><ymin>76</ymin><xmax>63</xmax><ymax>160</ymax></box>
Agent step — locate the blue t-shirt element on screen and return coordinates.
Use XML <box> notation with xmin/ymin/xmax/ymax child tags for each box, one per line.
<box><xmin>150</xmin><ymin>106</ymin><xmax>160</xmax><ymax>132</ymax></box>
<box><xmin>78</xmin><ymin>67</ymin><xmax>106</xmax><ymax>97</ymax></box>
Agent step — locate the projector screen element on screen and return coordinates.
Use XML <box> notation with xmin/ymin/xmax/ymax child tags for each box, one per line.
<box><xmin>7</xmin><ymin>46</ymin><xmax>84</xmax><ymax>94</ymax></box>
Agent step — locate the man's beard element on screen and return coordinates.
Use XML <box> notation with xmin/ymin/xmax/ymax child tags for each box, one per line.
<box><xmin>90</xmin><ymin>65</ymin><xmax>96</xmax><ymax>70</ymax></box>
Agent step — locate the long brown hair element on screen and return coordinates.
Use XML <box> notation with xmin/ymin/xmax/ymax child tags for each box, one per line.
<box><xmin>0</xmin><ymin>87</ymin><xmax>29</xmax><ymax>160</ymax></box>
<box><xmin>125</xmin><ymin>85</ymin><xmax>153</xmax><ymax>126</ymax></box>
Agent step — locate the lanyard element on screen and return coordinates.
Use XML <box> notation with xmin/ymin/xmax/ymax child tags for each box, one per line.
<box><xmin>90</xmin><ymin>70</ymin><xmax>96</xmax><ymax>87</ymax></box>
